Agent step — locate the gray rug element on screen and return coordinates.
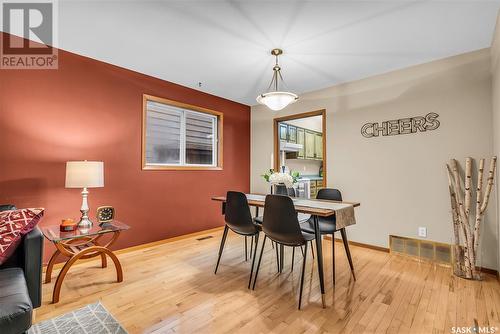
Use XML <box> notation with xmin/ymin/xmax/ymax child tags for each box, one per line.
<box><xmin>29</xmin><ymin>302</ymin><xmax>127</xmax><ymax>334</ymax></box>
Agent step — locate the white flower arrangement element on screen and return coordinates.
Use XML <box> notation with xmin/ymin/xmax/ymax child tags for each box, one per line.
<box><xmin>261</xmin><ymin>169</ymin><xmax>300</xmax><ymax>189</ymax></box>
<box><xmin>268</xmin><ymin>172</ymin><xmax>294</xmax><ymax>188</ymax></box>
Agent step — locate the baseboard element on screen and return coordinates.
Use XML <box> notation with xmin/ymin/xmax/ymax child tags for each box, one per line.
<box><xmin>43</xmin><ymin>226</ymin><xmax>225</xmax><ymax>272</ymax></box>
<box><xmin>322</xmin><ymin>236</ymin><xmax>499</xmax><ymax>277</ymax></box>
<box><xmin>479</xmin><ymin>266</ymin><xmax>499</xmax><ymax>277</ymax></box>
<box><xmin>324</xmin><ymin>235</ymin><xmax>390</xmax><ymax>253</ymax></box>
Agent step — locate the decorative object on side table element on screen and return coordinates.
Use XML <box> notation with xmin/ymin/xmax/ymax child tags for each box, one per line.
<box><xmin>65</xmin><ymin>161</ymin><xmax>104</xmax><ymax>228</ymax></box>
<box><xmin>60</xmin><ymin>218</ymin><xmax>77</xmax><ymax>232</ymax></box>
<box><xmin>445</xmin><ymin>156</ymin><xmax>497</xmax><ymax>280</ymax></box>
<box><xmin>42</xmin><ymin>220</ymin><xmax>129</xmax><ymax>303</ymax></box>
<box><xmin>97</xmin><ymin>206</ymin><xmax>115</xmax><ymax>224</ymax></box>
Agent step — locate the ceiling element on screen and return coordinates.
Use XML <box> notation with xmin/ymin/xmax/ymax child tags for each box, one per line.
<box><xmin>23</xmin><ymin>1</ymin><xmax>500</xmax><ymax>105</ymax></box>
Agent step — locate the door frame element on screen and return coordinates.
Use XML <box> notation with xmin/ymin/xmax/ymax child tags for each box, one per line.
<box><xmin>273</xmin><ymin>109</ymin><xmax>327</xmax><ymax>186</ymax></box>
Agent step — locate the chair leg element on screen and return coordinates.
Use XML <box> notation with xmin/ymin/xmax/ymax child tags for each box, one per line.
<box><xmin>250</xmin><ymin>235</ymin><xmax>254</xmax><ymax>259</ymax></box>
<box><xmin>280</xmin><ymin>244</ymin><xmax>284</xmax><ymax>273</ymax></box>
<box><xmin>298</xmin><ymin>242</ymin><xmax>308</xmax><ymax>310</ymax></box>
<box><xmin>311</xmin><ymin>242</ymin><xmax>315</xmax><ymax>259</ymax></box>
<box><xmin>252</xmin><ymin>235</ymin><xmax>267</xmax><ymax>290</ymax></box>
<box><xmin>248</xmin><ymin>232</ymin><xmax>260</xmax><ymax>289</ymax></box>
<box><xmin>332</xmin><ymin>232</ymin><xmax>336</xmax><ymax>285</ymax></box>
<box><xmin>275</xmin><ymin>242</ymin><xmax>280</xmax><ymax>272</ymax></box>
<box><xmin>291</xmin><ymin>246</ymin><xmax>295</xmax><ymax>271</ymax></box>
<box><xmin>215</xmin><ymin>225</ymin><xmax>229</xmax><ymax>274</ymax></box>
<box><xmin>300</xmin><ymin>246</ymin><xmax>305</xmax><ymax>257</ymax></box>
<box><xmin>245</xmin><ymin>236</ymin><xmax>248</xmax><ymax>261</ymax></box>
<box><xmin>340</xmin><ymin>228</ymin><xmax>356</xmax><ymax>281</ymax></box>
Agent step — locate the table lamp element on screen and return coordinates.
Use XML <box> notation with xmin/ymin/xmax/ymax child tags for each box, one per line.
<box><xmin>65</xmin><ymin>161</ymin><xmax>104</xmax><ymax>228</ymax></box>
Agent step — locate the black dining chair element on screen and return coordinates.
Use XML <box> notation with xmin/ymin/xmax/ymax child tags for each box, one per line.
<box><xmin>300</xmin><ymin>188</ymin><xmax>356</xmax><ymax>283</ymax></box>
<box><xmin>254</xmin><ymin>186</ymin><xmax>313</xmax><ymax>272</ymax></box>
<box><xmin>214</xmin><ymin>191</ymin><xmax>261</xmax><ymax>289</ymax></box>
<box><xmin>252</xmin><ymin>195</ymin><xmax>315</xmax><ymax>309</ymax></box>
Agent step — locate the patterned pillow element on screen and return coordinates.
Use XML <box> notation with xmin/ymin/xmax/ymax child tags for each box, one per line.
<box><xmin>0</xmin><ymin>208</ymin><xmax>44</xmax><ymax>265</ymax></box>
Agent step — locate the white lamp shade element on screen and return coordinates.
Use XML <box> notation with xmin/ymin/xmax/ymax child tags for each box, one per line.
<box><xmin>256</xmin><ymin>91</ymin><xmax>298</xmax><ymax>111</ymax></box>
<box><xmin>65</xmin><ymin>161</ymin><xmax>104</xmax><ymax>188</ymax></box>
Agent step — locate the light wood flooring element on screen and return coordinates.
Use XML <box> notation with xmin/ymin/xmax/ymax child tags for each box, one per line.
<box><xmin>35</xmin><ymin>228</ymin><xmax>500</xmax><ymax>333</ymax></box>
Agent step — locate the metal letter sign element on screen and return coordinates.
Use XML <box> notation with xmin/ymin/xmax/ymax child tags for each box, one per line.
<box><xmin>361</xmin><ymin>113</ymin><xmax>440</xmax><ymax>138</ymax></box>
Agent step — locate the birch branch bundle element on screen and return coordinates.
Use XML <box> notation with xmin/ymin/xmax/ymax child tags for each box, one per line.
<box><xmin>446</xmin><ymin>156</ymin><xmax>497</xmax><ymax>279</ymax></box>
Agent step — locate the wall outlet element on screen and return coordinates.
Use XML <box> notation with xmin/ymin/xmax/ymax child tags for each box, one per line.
<box><xmin>418</xmin><ymin>227</ymin><xmax>427</xmax><ymax>238</ymax></box>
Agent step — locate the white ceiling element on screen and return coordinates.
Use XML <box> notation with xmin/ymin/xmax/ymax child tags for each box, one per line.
<box><xmin>27</xmin><ymin>1</ymin><xmax>500</xmax><ymax>105</ymax></box>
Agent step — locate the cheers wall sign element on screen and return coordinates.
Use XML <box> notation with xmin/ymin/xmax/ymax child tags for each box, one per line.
<box><xmin>361</xmin><ymin>112</ymin><xmax>440</xmax><ymax>138</ymax></box>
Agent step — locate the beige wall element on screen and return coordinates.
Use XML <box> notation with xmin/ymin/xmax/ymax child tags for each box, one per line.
<box><xmin>251</xmin><ymin>49</ymin><xmax>498</xmax><ymax>269</ymax></box>
<box><xmin>491</xmin><ymin>12</ymin><xmax>500</xmax><ymax>272</ymax></box>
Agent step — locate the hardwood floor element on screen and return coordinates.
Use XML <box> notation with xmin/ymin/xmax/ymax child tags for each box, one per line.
<box><xmin>35</xmin><ymin>228</ymin><xmax>500</xmax><ymax>333</ymax></box>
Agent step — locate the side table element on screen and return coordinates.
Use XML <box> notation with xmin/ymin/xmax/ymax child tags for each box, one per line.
<box><xmin>41</xmin><ymin>220</ymin><xmax>129</xmax><ymax>303</ymax></box>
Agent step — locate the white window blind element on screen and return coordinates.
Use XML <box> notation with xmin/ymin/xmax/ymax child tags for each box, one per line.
<box><xmin>144</xmin><ymin>100</ymin><xmax>218</xmax><ymax>167</ymax></box>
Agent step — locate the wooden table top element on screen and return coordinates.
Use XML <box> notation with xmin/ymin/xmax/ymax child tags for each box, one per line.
<box><xmin>212</xmin><ymin>194</ymin><xmax>360</xmax><ymax>217</ymax></box>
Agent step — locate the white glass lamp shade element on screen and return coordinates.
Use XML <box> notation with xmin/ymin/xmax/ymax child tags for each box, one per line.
<box><xmin>65</xmin><ymin>161</ymin><xmax>104</xmax><ymax>188</ymax></box>
<box><xmin>256</xmin><ymin>91</ymin><xmax>298</xmax><ymax>111</ymax></box>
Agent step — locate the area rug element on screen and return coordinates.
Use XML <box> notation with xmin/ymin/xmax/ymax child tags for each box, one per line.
<box><xmin>29</xmin><ymin>302</ymin><xmax>127</xmax><ymax>334</ymax></box>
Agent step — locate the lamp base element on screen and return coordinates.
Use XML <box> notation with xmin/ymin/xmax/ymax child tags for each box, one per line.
<box><xmin>78</xmin><ymin>187</ymin><xmax>93</xmax><ymax>229</ymax></box>
<box><xmin>77</xmin><ymin>216</ymin><xmax>93</xmax><ymax>228</ymax></box>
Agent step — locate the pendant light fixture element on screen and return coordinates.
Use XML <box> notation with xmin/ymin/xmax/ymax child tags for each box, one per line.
<box><xmin>256</xmin><ymin>48</ymin><xmax>298</xmax><ymax>111</ymax></box>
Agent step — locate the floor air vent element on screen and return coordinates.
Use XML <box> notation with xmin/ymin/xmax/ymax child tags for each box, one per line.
<box><xmin>196</xmin><ymin>236</ymin><xmax>214</xmax><ymax>241</ymax></box>
<box><xmin>389</xmin><ymin>235</ymin><xmax>452</xmax><ymax>265</ymax></box>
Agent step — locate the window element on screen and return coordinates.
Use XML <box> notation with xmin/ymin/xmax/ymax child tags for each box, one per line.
<box><xmin>142</xmin><ymin>95</ymin><xmax>223</xmax><ymax>170</ymax></box>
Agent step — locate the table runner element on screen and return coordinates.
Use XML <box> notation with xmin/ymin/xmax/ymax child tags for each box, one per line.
<box><xmin>293</xmin><ymin>199</ymin><xmax>356</xmax><ymax>229</ymax></box>
<box><xmin>245</xmin><ymin>194</ymin><xmax>357</xmax><ymax>229</ymax></box>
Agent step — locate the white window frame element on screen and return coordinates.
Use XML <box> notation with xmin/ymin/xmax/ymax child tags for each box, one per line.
<box><xmin>142</xmin><ymin>95</ymin><xmax>223</xmax><ymax>170</ymax></box>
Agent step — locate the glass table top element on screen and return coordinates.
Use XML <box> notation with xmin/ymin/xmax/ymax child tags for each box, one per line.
<box><xmin>41</xmin><ymin>220</ymin><xmax>130</xmax><ymax>242</ymax></box>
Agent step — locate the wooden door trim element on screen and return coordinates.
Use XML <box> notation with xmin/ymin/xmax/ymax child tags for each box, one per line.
<box><xmin>273</xmin><ymin>109</ymin><xmax>327</xmax><ymax>187</ymax></box>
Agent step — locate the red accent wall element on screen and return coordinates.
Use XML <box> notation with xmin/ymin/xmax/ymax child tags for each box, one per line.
<box><xmin>0</xmin><ymin>33</ymin><xmax>250</xmax><ymax>263</ymax></box>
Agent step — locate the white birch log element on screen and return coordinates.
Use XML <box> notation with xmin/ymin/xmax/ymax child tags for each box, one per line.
<box><xmin>446</xmin><ymin>157</ymin><xmax>497</xmax><ymax>279</ymax></box>
<box><xmin>446</xmin><ymin>164</ymin><xmax>461</xmax><ymax>245</ymax></box>
<box><xmin>480</xmin><ymin>157</ymin><xmax>497</xmax><ymax>214</ymax></box>
<box><xmin>472</xmin><ymin>157</ymin><xmax>497</xmax><ymax>270</ymax></box>
<box><xmin>472</xmin><ymin>159</ymin><xmax>485</xmax><ymax>257</ymax></box>
<box><xmin>464</xmin><ymin>157</ymin><xmax>472</xmax><ymax>219</ymax></box>
<box><xmin>450</xmin><ymin>159</ymin><xmax>473</xmax><ymax>278</ymax></box>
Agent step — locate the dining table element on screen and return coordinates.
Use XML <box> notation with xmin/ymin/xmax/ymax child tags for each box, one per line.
<box><xmin>212</xmin><ymin>193</ymin><xmax>360</xmax><ymax>308</ymax></box>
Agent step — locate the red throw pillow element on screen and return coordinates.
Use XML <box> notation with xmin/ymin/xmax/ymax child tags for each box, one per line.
<box><xmin>0</xmin><ymin>208</ymin><xmax>44</xmax><ymax>265</ymax></box>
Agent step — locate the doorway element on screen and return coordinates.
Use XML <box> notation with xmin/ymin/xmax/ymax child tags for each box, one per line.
<box><xmin>273</xmin><ymin>110</ymin><xmax>326</xmax><ymax>199</ymax></box>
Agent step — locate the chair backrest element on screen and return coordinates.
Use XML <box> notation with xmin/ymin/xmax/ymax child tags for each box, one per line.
<box><xmin>224</xmin><ymin>191</ymin><xmax>257</xmax><ymax>234</ymax></box>
<box><xmin>316</xmin><ymin>188</ymin><xmax>342</xmax><ymax>201</ymax></box>
<box><xmin>316</xmin><ymin>188</ymin><xmax>342</xmax><ymax>223</ymax></box>
<box><xmin>262</xmin><ymin>195</ymin><xmax>305</xmax><ymax>245</ymax></box>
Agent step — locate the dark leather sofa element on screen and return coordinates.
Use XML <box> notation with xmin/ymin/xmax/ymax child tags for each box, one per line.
<box><xmin>0</xmin><ymin>205</ymin><xmax>43</xmax><ymax>334</ymax></box>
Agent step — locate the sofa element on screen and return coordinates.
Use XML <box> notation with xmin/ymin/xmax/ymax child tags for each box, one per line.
<box><xmin>0</xmin><ymin>205</ymin><xmax>43</xmax><ymax>334</ymax></box>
